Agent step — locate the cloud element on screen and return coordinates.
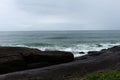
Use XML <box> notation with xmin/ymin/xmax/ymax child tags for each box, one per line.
<box><xmin>0</xmin><ymin>0</ymin><xmax>32</xmax><ymax>30</ymax></box>
<box><xmin>0</xmin><ymin>0</ymin><xmax>120</xmax><ymax>30</ymax></box>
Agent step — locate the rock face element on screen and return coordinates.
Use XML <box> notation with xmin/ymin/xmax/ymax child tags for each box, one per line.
<box><xmin>88</xmin><ymin>51</ymin><xmax>102</xmax><ymax>56</ymax></box>
<box><xmin>107</xmin><ymin>46</ymin><xmax>120</xmax><ymax>52</ymax></box>
<box><xmin>0</xmin><ymin>47</ymin><xmax>74</xmax><ymax>74</ymax></box>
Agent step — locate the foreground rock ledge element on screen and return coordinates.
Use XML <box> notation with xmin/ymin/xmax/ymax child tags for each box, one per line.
<box><xmin>0</xmin><ymin>46</ymin><xmax>120</xmax><ymax>80</ymax></box>
<box><xmin>0</xmin><ymin>46</ymin><xmax>74</xmax><ymax>74</ymax></box>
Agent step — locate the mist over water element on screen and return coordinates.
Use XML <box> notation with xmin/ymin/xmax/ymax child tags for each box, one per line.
<box><xmin>0</xmin><ymin>30</ymin><xmax>120</xmax><ymax>57</ymax></box>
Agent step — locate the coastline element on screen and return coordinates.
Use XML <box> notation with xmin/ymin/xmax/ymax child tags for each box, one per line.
<box><xmin>0</xmin><ymin>46</ymin><xmax>120</xmax><ymax>80</ymax></box>
<box><xmin>0</xmin><ymin>30</ymin><xmax>120</xmax><ymax>58</ymax></box>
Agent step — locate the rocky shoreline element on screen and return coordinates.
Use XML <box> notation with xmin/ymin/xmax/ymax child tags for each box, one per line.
<box><xmin>0</xmin><ymin>46</ymin><xmax>120</xmax><ymax>80</ymax></box>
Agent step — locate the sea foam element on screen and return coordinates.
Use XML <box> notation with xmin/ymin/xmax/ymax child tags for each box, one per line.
<box><xmin>16</xmin><ymin>42</ymin><xmax>120</xmax><ymax>57</ymax></box>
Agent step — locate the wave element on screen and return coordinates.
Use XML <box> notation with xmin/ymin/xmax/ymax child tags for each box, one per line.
<box><xmin>33</xmin><ymin>42</ymin><xmax>120</xmax><ymax>57</ymax></box>
<box><xmin>34</xmin><ymin>43</ymin><xmax>119</xmax><ymax>52</ymax></box>
<box><xmin>46</xmin><ymin>37</ymin><xmax>71</xmax><ymax>39</ymax></box>
<box><xmin>23</xmin><ymin>43</ymin><xmax>54</xmax><ymax>47</ymax></box>
<box><xmin>0</xmin><ymin>42</ymin><xmax>120</xmax><ymax>57</ymax></box>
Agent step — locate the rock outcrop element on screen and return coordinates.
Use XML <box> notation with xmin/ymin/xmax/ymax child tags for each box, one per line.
<box><xmin>0</xmin><ymin>46</ymin><xmax>120</xmax><ymax>80</ymax></box>
<box><xmin>0</xmin><ymin>47</ymin><xmax>74</xmax><ymax>74</ymax></box>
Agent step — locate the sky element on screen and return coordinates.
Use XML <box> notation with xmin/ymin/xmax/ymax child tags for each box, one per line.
<box><xmin>0</xmin><ymin>0</ymin><xmax>120</xmax><ymax>31</ymax></box>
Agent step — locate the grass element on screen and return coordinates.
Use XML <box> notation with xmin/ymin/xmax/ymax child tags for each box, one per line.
<box><xmin>70</xmin><ymin>70</ymin><xmax>120</xmax><ymax>80</ymax></box>
<box><xmin>22</xmin><ymin>70</ymin><xmax>120</xmax><ymax>80</ymax></box>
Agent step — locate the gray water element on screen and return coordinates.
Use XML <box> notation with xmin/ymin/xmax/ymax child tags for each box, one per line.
<box><xmin>0</xmin><ymin>30</ymin><xmax>120</xmax><ymax>57</ymax></box>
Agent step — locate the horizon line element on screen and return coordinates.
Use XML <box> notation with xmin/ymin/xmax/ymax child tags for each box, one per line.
<box><xmin>0</xmin><ymin>30</ymin><xmax>120</xmax><ymax>31</ymax></box>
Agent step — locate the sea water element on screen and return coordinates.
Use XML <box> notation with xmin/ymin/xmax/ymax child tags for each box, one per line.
<box><xmin>0</xmin><ymin>30</ymin><xmax>120</xmax><ymax>57</ymax></box>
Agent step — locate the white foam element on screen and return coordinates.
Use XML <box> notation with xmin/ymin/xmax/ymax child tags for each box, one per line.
<box><xmin>34</xmin><ymin>42</ymin><xmax>120</xmax><ymax>57</ymax></box>
<box><xmin>1</xmin><ymin>42</ymin><xmax>120</xmax><ymax>58</ymax></box>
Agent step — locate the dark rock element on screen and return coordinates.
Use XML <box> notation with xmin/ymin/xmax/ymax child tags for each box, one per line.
<box><xmin>101</xmin><ymin>49</ymin><xmax>107</xmax><ymax>52</ymax></box>
<box><xmin>1</xmin><ymin>46</ymin><xmax>120</xmax><ymax>80</ymax></box>
<box><xmin>97</xmin><ymin>44</ymin><xmax>103</xmax><ymax>47</ymax></box>
<box><xmin>24</xmin><ymin>51</ymin><xmax>74</xmax><ymax>64</ymax></box>
<box><xmin>75</xmin><ymin>56</ymin><xmax>87</xmax><ymax>60</ymax></box>
<box><xmin>0</xmin><ymin>46</ymin><xmax>74</xmax><ymax>74</ymax></box>
<box><xmin>107</xmin><ymin>46</ymin><xmax>120</xmax><ymax>52</ymax></box>
<box><xmin>79</xmin><ymin>52</ymin><xmax>85</xmax><ymax>54</ymax></box>
<box><xmin>88</xmin><ymin>51</ymin><xmax>102</xmax><ymax>56</ymax></box>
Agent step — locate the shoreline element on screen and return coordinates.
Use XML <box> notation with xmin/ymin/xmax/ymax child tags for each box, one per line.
<box><xmin>0</xmin><ymin>46</ymin><xmax>120</xmax><ymax>80</ymax></box>
<box><xmin>1</xmin><ymin>42</ymin><xmax>120</xmax><ymax>58</ymax></box>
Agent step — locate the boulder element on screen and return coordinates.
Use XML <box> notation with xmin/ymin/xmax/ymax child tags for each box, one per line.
<box><xmin>23</xmin><ymin>51</ymin><xmax>74</xmax><ymax>64</ymax></box>
<box><xmin>0</xmin><ymin>47</ymin><xmax>74</xmax><ymax>74</ymax></box>
<box><xmin>79</xmin><ymin>52</ymin><xmax>85</xmax><ymax>54</ymax></box>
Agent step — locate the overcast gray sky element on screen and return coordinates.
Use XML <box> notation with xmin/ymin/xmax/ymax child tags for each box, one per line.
<box><xmin>0</xmin><ymin>0</ymin><xmax>120</xmax><ymax>31</ymax></box>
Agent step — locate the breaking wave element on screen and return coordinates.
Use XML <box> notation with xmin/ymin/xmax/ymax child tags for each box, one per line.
<box><xmin>1</xmin><ymin>42</ymin><xmax>120</xmax><ymax>57</ymax></box>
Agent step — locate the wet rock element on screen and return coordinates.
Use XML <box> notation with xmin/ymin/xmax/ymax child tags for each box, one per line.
<box><xmin>79</xmin><ymin>52</ymin><xmax>85</xmax><ymax>54</ymax></box>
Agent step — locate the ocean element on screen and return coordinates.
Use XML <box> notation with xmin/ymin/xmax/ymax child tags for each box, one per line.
<box><xmin>0</xmin><ymin>30</ymin><xmax>120</xmax><ymax>57</ymax></box>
